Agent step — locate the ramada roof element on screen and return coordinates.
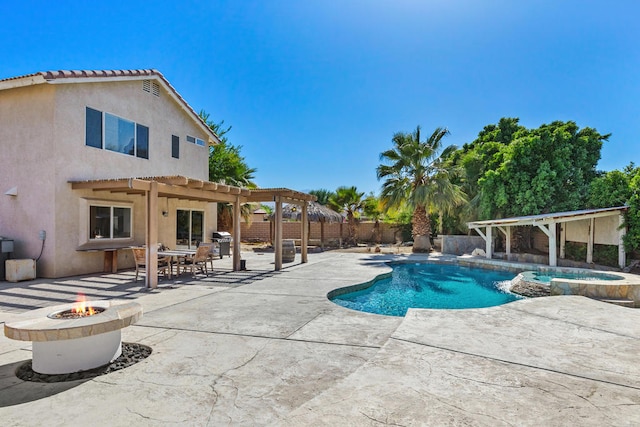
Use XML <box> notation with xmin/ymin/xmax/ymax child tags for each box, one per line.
<box><xmin>0</xmin><ymin>69</ymin><xmax>220</xmax><ymax>145</ymax></box>
<box><xmin>467</xmin><ymin>206</ymin><xmax>628</xmax><ymax>228</ymax></box>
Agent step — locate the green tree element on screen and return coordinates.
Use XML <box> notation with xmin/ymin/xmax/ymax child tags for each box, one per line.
<box><xmin>363</xmin><ymin>193</ymin><xmax>384</xmax><ymax>243</ymax></box>
<box><xmin>199</xmin><ymin>110</ymin><xmax>231</xmax><ymax>144</ymax></box>
<box><xmin>588</xmin><ymin>169</ymin><xmax>633</xmax><ymax>209</ymax></box>
<box><xmin>329</xmin><ymin>186</ymin><xmax>365</xmax><ymax>246</ymax></box>
<box><xmin>199</xmin><ymin>110</ymin><xmax>256</xmax><ymax>187</ymax></box>
<box><xmin>446</xmin><ymin>118</ymin><xmax>525</xmax><ymax>226</ymax></box>
<box><xmin>625</xmin><ymin>169</ymin><xmax>640</xmax><ymax>254</ymax></box>
<box><xmin>199</xmin><ymin>110</ymin><xmax>257</xmax><ymax>230</ymax></box>
<box><xmin>208</xmin><ymin>142</ymin><xmax>257</xmax><ymax>188</ymax></box>
<box><xmin>377</xmin><ymin>125</ymin><xmax>465</xmax><ymax>252</ymax></box>
<box><xmin>477</xmin><ymin>121</ymin><xmax>607</xmax><ymax>219</ymax></box>
<box><xmin>587</xmin><ymin>163</ymin><xmax>640</xmax><ymax>254</ymax></box>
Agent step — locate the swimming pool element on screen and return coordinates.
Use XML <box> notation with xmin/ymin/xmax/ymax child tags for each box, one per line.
<box><xmin>329</xmin><ymin>262</ymin><xmax>522</xmax><ymax>316</ymax></box>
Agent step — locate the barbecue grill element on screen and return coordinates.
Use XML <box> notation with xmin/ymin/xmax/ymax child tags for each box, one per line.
<box><xmin>212</xmin><ymin>231</ymin><xmax>232</xmax><ymax>258</ymax></box>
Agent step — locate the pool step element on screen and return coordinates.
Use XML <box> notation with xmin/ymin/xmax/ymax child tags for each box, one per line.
<box><xmin>592</xmin><ymin>298</ymin><xmax>636</xmax><ymax>308</ymax></box>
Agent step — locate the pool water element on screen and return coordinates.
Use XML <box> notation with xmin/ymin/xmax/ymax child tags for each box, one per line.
<box><xmin>330</xmin><ymin>263</ymin><xmax>522</xmax><ymax>316</ymax></box>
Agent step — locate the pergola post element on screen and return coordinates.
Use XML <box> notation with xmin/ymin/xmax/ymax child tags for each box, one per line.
<box><xmin>233</xmin><ymin>196</ymin><xmax>242</xmax><ymax>271</ymax></box>
<box><xmin>586</xmin><ymin>218</ymin><xmax>594</xmax><ymax>264</ymax></box>
<box><xmin>485</xmin><ymin>226</ymin><xmax>492</xmax><ymax>259</ymax></box>
<box><xmin>497</xmin><ymin>226</ymin><xmax>510</xmax><ymax>259</ymax></box>
<box><xmin>274</xmin><ymin>196</ymin><xmax>283</xmax><ymax>271</ymax></box>
<box><xmin>548</xmin><ymin>222</ymin><xmax>557</xmax><ymax>266</ymax></box>
<box><xmin>560</xmin><ymin>223</ymin><xmax>566</xmax><ymax>259</ymax></box>
<box><xmin>301</xmin><ymin>202</ymin><xmax>308</xmax><ymax>263</ymax></box>
<box><xmin>619</xmin><ymin>213</ymin><xmax>626</xmax><ymax>268</ymax></box>
<box><xmin>536</xmin><ymin>222</ymin><xmax>557</xmax><ymax>266</ymax></box>
<box><xmin>146</xmin><ymin>181</ymin><xmax>159</xmax><ymax>289</ymax></box>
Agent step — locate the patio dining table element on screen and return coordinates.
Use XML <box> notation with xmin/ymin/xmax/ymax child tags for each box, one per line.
<box><xmin>158</xmin><ymin>249</ymin><xmax>196</xmax><ymax>279</ymax></box>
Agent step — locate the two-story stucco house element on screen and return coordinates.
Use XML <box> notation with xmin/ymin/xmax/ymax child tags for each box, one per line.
<box><xmin>0</xmin><ymin>69</ymin><xmax>236</xmax><ymax>281</ymax></box>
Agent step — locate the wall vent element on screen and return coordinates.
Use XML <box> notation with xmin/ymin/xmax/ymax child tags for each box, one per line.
<box><xmin>142</xmin><ymin>80</ymin><xmax>151</xmax><ymax>93</ymax></box>
<box><xmin>152</xmin><ymin>82</ymin><xmax>160</xmax><ymax>97</ymax></box>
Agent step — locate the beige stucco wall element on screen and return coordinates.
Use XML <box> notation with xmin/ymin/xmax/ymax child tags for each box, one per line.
<box><xmin>0</xmin><ymin>78</ymin><xmax>217</xmax><ymax>278</ymax></box>
<box><xmin>0</xmin><ymin>84</ymin><xmax>57</xmax><ymax>275</ymax></box>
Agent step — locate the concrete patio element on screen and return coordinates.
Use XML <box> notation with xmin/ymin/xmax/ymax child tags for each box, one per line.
<box><xmin>0</xmin><ymin>250</ymin><xmax>639</xmax><ymax>426</ymax></box>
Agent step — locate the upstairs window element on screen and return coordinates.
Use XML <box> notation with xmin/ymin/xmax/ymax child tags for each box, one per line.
<box><xmin>85</xmin><ymin>107</ymin><xmax>103</xmax><ymax>148</ymax></box>
<box><xmin>86</xmin><ymin>108</ymin><xmax>149</xmax><ymax>159</ymax></box>
<box><xmin>186</xmin><ymin>135</ymin><xmax>205</xmax><ymax>147</ymax></box>
<box><xmin>136</xmin><ymin>123</ymin><xmax>149</xmax><ymax>159</ymax></box>
<box><xmin>172</xmin><ymin>135</ymin><xmax>180</xmax><ymax>159</ymax></box>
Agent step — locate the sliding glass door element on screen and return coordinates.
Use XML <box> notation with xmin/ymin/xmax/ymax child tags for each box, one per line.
<box><xmin>176</xmin><ymin>209</ymin><xmax>204</xmax><ymax>248</ymax></box>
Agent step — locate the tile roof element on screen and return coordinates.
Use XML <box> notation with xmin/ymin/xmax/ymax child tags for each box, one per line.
<box><xmin>39</xmin><ymin>69</ymin><xmax>160</xmax><ymax>80</ymax></box>
<box><xmin>0</xmin><ymin>69</ymin><xmax>162</xmax><ymax>85</ymax></box>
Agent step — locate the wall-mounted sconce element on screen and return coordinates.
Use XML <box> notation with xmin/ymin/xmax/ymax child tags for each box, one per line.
<box><xmin>5</xmin><ymin>187</ymin><xmax>17</xmax><ymax>196</ymax></box>
<box><xmin>162</xmin><ymin>211</ymin><xmax>169</xmax><ymax>217</ymax></box>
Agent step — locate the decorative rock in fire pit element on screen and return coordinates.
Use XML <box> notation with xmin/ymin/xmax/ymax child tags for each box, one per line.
<box><xmin>4</xmin><ymin>299</ymin><xmax>142</xmax><ymax>375</ymax></box>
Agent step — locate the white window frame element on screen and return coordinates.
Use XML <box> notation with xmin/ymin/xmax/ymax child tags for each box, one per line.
<box><xmin>186</xmin><ymin>135</ymin><xmax>206</xmax><ymax>147</ymax></box>
<box><xmin>80</xmin><ymin>199</ymin><xmax>134</xmax><ymax>244</ymax></box>
<box><xmin>89</xmin><ymin>203</ymin><xmax>133</xmax><ymax>241</ymax></box>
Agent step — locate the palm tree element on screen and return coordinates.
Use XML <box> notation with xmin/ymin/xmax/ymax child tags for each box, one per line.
<box><xmin>308</xmin><ymin>189</ymin><xmax>334</xmax><ymax>206</ymax></box>
<box><xmin>328</xmin><ymin>186</ymin><xmax>365</xmax><ymax>246</ymax></box>
<box><xmin>377</xmin><ymin>126</ymin><xmax>466</xmax><ymax>252</ymax></box>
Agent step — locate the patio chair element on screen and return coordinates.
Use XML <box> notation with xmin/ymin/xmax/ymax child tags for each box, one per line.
<box><xmin>131</xmin><ymin>247</ymin><xmax>170</xmax><ymax>282</ymax></box>
<box><xmin>178</xmin><ymin>245</ymin><xmax>211</xmax><ymax>277</ymax></box>
<box><xmin>196</xmin><ymin>242</ymin><xmax>216</xmax><ymax>272</ymax></box>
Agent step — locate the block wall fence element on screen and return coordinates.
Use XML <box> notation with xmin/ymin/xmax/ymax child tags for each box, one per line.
<box><xmin>240</xmin><ymin>221</ymin><xmax>403</xmax><ymax>244</ymax></box>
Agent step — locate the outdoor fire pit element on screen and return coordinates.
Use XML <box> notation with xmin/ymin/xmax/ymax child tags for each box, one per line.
<box><xmin>4</xmin><ymin>296</ymin><xmax>143</xmax><ymax>375</ymax></box>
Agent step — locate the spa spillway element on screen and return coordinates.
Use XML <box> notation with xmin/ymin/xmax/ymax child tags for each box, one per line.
<box><xmin>4</xmin><ymin>300</ymin><xmax>143</xmax><ymax>375</ymax></box>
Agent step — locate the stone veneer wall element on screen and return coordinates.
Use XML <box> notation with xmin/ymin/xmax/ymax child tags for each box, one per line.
<box><xmin>551</xmin><ymin>279</ymin><xmax>640</xmax><ymax>308</ymax></box>
<box><xmin>441</xmin><ymin>235</ymin><xmax>485</xmax><ymax>255</ymax></box>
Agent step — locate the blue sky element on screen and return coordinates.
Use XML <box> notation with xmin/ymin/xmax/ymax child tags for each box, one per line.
<box><xmin>2</xmin><ymin>0</ymin><xmax>638</xmax><ymax>195</ymax></box>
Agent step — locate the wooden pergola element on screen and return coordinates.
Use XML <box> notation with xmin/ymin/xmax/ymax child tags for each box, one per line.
<box><xmin>245</xmin><ymin>188</ymin><xmax>317</xmax><ymax>270</ymax></box>
<box><xmin>70</xmin><ymin>176</ymin><xmax>315</xmax><ymax>288</ymax></box>
<box><xmin>467</xmin><ymin>206</ymin><xmax>628</xmax><ymax>268</ymax></box>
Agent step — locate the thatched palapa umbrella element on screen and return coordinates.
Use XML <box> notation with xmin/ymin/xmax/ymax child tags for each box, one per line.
<box><xmin>270</xmin><ymin>201</ymin><xmax>343</xmax><ymax>248</ymax></box>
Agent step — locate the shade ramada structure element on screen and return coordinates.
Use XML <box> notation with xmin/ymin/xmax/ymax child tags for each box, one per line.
<box><xmin>269</xmin><ymin>201</ymin><xmax>343</xmax><ymax>249</ymax></box>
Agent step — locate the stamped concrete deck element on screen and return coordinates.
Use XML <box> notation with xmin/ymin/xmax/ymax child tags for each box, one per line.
<box><xmin>0</xmin><ymin>251</ymin><xmax>639</xmax><ymax>426</ymax></box>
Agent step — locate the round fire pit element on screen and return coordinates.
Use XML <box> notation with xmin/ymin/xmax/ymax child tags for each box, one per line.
<box><xmin>4</xmin><ymin>300</ymin><xmax>142</xmax><ymax>375</ymax></box>
<box><xmin>48</xmin><ymin>306</ymin><xmax>107</xmax><ymax>319</ymax></box>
